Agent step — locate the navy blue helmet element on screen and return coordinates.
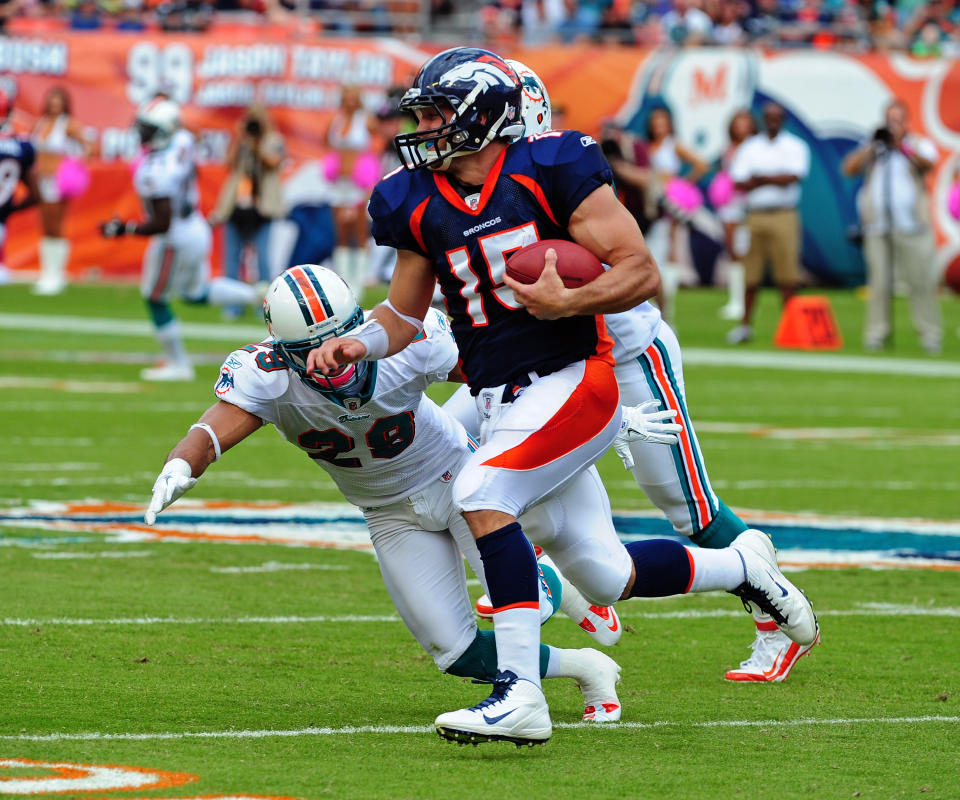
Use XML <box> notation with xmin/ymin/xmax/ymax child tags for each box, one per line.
<box><xmin>394</xmin><ymin>47</ymin><xmax>524</xmax><ymax>171</ymax></box>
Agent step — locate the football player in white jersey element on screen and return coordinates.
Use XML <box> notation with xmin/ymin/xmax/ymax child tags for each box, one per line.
<box><xmin>100</xmin><ymin>98</ymin><xmax>264</xmax><ymax>382</ymax></box>
<box><xmin>490</xmin><ymin>60</ymin><xmax>821</xmax><ymax>684</ymax></box>
<box><xmin>143</xmin><ymin>264</ymin><xmax>626</xmax><ymax>725</ymax></box>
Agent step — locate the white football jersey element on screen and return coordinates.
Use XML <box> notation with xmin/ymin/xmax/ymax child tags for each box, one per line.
<box><xmin>214</xmin><ymin>309</ymin><xmax>471</xmax><ymax>508</ymax></box>
<box><xmin>133</xmin><ymin>129</ymin><xmax>205</xmax><ymax>248</ymax></box>
<box><xmin>605</xmin><ymin>301</ymin><xmax>662</xmax><ymax>364</ymax></box>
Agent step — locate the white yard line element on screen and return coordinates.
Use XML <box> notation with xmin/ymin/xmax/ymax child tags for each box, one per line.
<box><xmin>6</xmin><ymin>311</ymin><xmax>959</xmax><ymax>375</ymax></box>
<box><xmin>210</xmin><ymin>562</ymin><xmax>349</xmax><ymax>574</ymax></box>
<box><xmin>2</xmin><ymin>604</ymin><xmax>958</xmax><ymax>627</ymax></box>
<box><xmin>0</xmin><ymin>377</ymin><xmax>143</xmax><ymax>393</ymax></box>
<box><xmin>32</xmin><ymin>551</ymin><xmax>154</xmax><ymax>560</ymax></box>
<box><xmin>0</xmin><ymin>312</ymin><xmax>264</xmax><ymax>342</ymax></box>
<box><xmin>683</xmin><ymin>348</ymin><xmax>960</xmax><ymax>378</ymax></box>
<box><xmin>3</xmin><ymin>716</ymin><xmax>956</xmax><ymax>742</ymax></box>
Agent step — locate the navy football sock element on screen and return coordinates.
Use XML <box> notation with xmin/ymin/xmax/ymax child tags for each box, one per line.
<box><xmin>476</xmin><ymin>521</ymin><xmax>542</xmax><ymax>685</ymax></box>
<box><xmin>625</xmin><ymin>539</ymin><xmax>693</xmax><ymax>598</ymax></box>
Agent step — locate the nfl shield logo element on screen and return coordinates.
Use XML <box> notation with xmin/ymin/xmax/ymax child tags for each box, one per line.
<box><xmin>440</xmin><ymin>470</ymin><xmax>453</xmax><ymax>483</ymax></box>
<box><xmin>346</xmin><ymin>398</ymin><xmax>361</xmax><ymax>411</ymax></box>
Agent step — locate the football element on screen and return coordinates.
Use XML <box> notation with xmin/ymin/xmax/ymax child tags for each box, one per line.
<box><xmin>505</xmin><ymin>239</ymin><xmax>604</xmax><ymax>288</ymax></box>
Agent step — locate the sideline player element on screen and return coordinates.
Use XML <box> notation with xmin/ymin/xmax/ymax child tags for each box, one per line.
<box><xmin>99</xmin><ymin>97</ymin><xmax>263</xmax><ymax>381</ymax></box>
<box><xmin>461</xmin><ymin>59</ymin><xmax>820</xmax><ymax>684</ymax></box>
<box><xmin>0</xmin><ymin>89</ymin><xmax>40</xmax><ymax>284</ymax></box>
<box><xmin>306</xmin><ymin>48</ymin><xmax>819</xmax><ymax>745</ymax></box>
<box><xmin>143</xmin><ymin>264</ymin><xmax>625</xmax><ymax>722</ymax></box>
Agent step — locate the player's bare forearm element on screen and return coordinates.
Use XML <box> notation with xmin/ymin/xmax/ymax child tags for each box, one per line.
<box><xmin>163</xmin><ymin>401</ymin><xmax>262</xmax><ymax>478</ymax></box>
<box><xmin>565</xmin><ymin>185</ymin><xmax>660</xmax><ymax>315</ymax></box>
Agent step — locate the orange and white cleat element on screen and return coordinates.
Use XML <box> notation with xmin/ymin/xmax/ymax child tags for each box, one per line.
<box><xmin>725</xmin><ymin>620</ymin><xmax>820</xmax><ymax>683</ymax></box>
<box><xmin>576</xmin><ymin>648</ymin><xmax>622</xmax><ymax>723</ymax></box>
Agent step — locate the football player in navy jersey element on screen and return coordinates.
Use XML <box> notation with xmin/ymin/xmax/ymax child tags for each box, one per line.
<box><xmin>307</xmin><ymin>47</ymin><xmax>818</xmax><ymax>746</ymax></box>
<box><xmin>0</xmin><ymin>89</ymin><xmax>40</xmax><ymax>283</ymax></box>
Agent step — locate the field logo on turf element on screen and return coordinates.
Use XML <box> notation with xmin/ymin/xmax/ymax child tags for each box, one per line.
<box><xmin>0</xmin><ymin>758</ymin><xmax>307</xmax><ymax>799</ymax></box>
<box><xmin>0</xmin><ymin>759</ymin><xmax>195</xmax><ymax>795</ymax></box>
<box><xmin>1</xmin><ymin>500</ymin><xmax>958</xmax><ymax>569</ymax></box>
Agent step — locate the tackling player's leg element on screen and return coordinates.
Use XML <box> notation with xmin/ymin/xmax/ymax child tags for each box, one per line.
<box><xmin>614</xmin><ymin>322</ymin><xmax>816</xmax><ymax>682</ymax></box>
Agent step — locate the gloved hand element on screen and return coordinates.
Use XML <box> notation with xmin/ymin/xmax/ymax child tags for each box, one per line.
<box><xmin>613</xmin><ymin>400</ymin><xmax>682</xmax><ymax>469</ymax></box>
<box><xmin>144</xmin><ymin>458</ymin><xmax>196</xmax><ymax>524</ymax></box>
<box><xmin>99</xmin><ymin>217</ymin><xmax>128</xmax><ymax>238</ymax></box>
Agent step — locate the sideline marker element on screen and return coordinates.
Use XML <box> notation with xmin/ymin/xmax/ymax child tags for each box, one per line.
<box><xmin>774</xmin><ymin>296</ymin><xmax>843</xmax><ymax>350</ymax></box>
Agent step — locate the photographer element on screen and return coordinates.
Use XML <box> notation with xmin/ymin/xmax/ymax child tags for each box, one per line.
<box><xmin>842</xmin><ymin>100</ymin><xmax>941</xmax><ymax>354</ymax></box>
<box><xmin>210</xmin><ymin>106</ymin><xmax>286</xmax><ymax>317</ymax></box>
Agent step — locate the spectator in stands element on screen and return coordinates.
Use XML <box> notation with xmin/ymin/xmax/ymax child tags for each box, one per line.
<box><xmin>210</xmin><ymin>105</ymin><xmax>286</xmax><ymax>317</ymax></box>
<box><xmin>660</xmin><ymin>0</ymin><xmax>713</xmax><ymax>44</ymax></box>
<box><xmin>31</xmin><ymin>86</ymin><xmax>93</xmax><ymax>296</ymax></box>
<box><xmin>324</xmin><ymin>85</ymin><xmax>377</xmax><ymax>302</ymax></box>
<box><xmin>727</xmin><ymin>102</ymin><xmax>809</xmax><ymax>345</ymax></box>
<box><xmin>842</xmin><ymin>99</ymin><xmax>941</xmax><ymax>353</ymax></box>
<box><xmin>0</xmin><ymin>0</ymin><xmax>25</xmax><ymax>33</ymax></box>
<box><xmin>709</xmin><ymin>0</ymin><xmax>746</xmax><ymax>44</ymax></box>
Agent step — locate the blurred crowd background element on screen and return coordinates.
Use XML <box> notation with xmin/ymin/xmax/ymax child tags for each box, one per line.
<box><xmin>2</xmin><ymin>0</ymin><xmax>958</xmax><ymax>55</ymax></box>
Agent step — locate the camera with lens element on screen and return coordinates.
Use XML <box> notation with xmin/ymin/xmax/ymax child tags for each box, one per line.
<box><xmin>873</xmin><ymin>126</ymin><xmax>894</xmax><ymax>147</ymax></box>
<box><xmin>244</xmin><ymin>118</ymin><xmax>263</xmax><ymax>137</ymax></box>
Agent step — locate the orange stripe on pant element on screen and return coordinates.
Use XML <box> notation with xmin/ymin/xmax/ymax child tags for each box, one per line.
<box><xmin>482</xmin><ymin>358</ymin><xmax>619</xmax><ymax>471</ymax></box>
<box><xmin>645</xmin><ymin>344</ymin><xmax>712</xmax><ymax>530</ymax></box>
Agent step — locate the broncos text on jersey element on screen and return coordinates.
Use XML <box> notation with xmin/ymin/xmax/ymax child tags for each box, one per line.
<box><xmin>369</xmin><ymin>129</ymin><xmax>615</xmax><ymax>393</ymax></box>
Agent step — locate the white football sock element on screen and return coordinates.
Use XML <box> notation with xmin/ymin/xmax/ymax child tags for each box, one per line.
<box><xmin>207</xmin><ymin>276</ymin><xmax>258</xmax><ymax>307</ymax></box>
<box><xmin>35</xmin><ymin>237</ymin><xmax>70</xmax><ymax>293</ymax></box>
<box><xmin>154</xmin><ymin>319</ymin><xmax>190</xmax><ymax>367</ymax></box>
<box><xmin>492</xmin><ymin>606</ymin><xmax>542</xmax><ymax>689</ymax></box>
<box><xmin>686</xmin><ymin>546</ymin><xmax>747</xmax><ymax>593</ymax></box>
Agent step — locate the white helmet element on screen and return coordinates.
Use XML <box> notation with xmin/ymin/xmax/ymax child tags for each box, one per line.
<box><xmin>507</xmin><ymin>59</ymin><xmax>551</xmax><ymax>137</ymax></box>
<box><xmin>263</xmin><ymin>264</ymin><xmax>368</xmax><ymax>396</ymax></box>
<box><xmin>135</xmin><ymin>97</ymin><xmax>180</xmax><ymax>151</ymax></box>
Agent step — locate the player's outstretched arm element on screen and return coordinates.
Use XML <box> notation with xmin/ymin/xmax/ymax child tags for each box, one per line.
<box><xmin>144</xmin><ymin>401</ymin><xmax>263</xmax><ymax>524</ymax></box>
<box><xmin>504</xmin><ymin>184</ymin><xmax>660</xmax><ymax>319</ymax></box>
<box><xmin>306</xmin><ymin>248</ymin><xmax>436</xmax><ymax>376</ymax></box>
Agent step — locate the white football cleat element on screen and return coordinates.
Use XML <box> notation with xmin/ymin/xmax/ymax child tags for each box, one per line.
<box><xmin>435</xmin><ymin>671</ymin><xmax>552</xmax><ymax>747</ymax></box>
<box><xmin>730</xmin><ymin>529</ymin><xmax>819</xmax><ymax>647</ymax></box>
<box><xmin>725</xmin><ymin>624</ymin><xmax>820</xmax><ymax>682</ymax></box>
<box><xmin>140</xmin><ymin>362</ymin><xmax>196</xmax><ymax>382</ymax></box>
<box><xmin>575</xmin><ymin>648</ymin><xmax>622</xmax><ymax>722</ymax></box>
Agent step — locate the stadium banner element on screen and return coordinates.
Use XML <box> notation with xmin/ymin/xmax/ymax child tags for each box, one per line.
<box><xmin>2</xmin><ymin>31</ymin><xmax>959</xmax><ymax>283</ymax></box>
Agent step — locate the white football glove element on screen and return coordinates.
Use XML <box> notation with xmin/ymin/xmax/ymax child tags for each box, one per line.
<box><xmin>144</xmin><ymin>458</ymin><xmax>196</xmax><ymax>525</ymax></box>
<box><xmin>613</xmin><ymin>400</ymin><xmax>683</xmax><ymax>469</ymax></box>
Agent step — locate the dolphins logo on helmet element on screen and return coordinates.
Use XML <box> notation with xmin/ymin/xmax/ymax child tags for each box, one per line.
<box><xmin>263</xmin><ymin>264</ymin><xmax>371</xmax><ymax>399</ymax></box>
<box><xmin>394</xmin><ymin>47</ymin><xmax>524</xmax><ymax>171</ymax></box>
<box><xmin>507</xmin><ymin>59</ymin><xmax>552</xmax><ymax>136</ymax></box>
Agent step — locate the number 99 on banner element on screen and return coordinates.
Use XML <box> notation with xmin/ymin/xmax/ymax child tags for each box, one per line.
<box><xmin>126</xmin><ymin>42</ymin><xmax>194</xmax><ymax>106</ymax></box>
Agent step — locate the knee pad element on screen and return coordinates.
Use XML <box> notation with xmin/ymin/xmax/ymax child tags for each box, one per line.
<box><xmin>145</xmin><ymin>300</ymin><xmax>174</xmax><ymax>328</ymax></box>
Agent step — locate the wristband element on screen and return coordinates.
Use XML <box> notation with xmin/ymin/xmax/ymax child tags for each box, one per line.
<box><xmin>125</xmin><ymin>220</ymin><xmax>139</xmax><ymax>235</ymax></box>
<box><xmin>383</xmin><ymin>298</ymin><xmax>425</xmax><ymax>333</ymax></box>
<box><xmin>190</xmin><ymin>422</ymin><xmax>222</xmax><ymax>461</ymax></box>
<box><xmin>349</xmin><ymin>318</ymin><xmax>389</xmax><ymax>361</ymax></box>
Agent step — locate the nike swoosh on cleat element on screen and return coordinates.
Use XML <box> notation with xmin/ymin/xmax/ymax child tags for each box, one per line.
<box><xmin>483</xmin><ymin>709</ymin><xmax>517</xmax><ymax>725</ymax></box>
<box><xmin>766</xmin><ymin>571</ymin><xmax>788</xmax><ymax>597</ymax></box>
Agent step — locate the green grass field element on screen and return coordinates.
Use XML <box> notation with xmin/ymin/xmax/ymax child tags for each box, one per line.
<box><xmin>1</xmin><ymin>282</ymin><xmax>958</xmax><ymax>799</ymax></box>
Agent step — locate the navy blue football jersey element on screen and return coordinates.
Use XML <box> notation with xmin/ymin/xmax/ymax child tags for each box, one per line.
<box><xmin>369</xmin><ymin>129</ymin><xmax>615</xmax><ymax>393</ymax></box>
<box><xmin>0</xmin><ymin>136</ymin><xmax>34</xmax><ymax>223</ymax></box>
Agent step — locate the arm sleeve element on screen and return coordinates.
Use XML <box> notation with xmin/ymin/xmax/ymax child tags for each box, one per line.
<box><xmin>537</xmin><ymin>131</ymin><xmax>615</xmax><ymax>226</ymax></box>
<box><xmin>404</xmin><ymin>308</ymin><xmax>459</xmax><ymax>384</ymax></box>
<box><xmin>213</xmin><ymin>346</ymin><xmax>289</xmax><ymax>423</ymax></box>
